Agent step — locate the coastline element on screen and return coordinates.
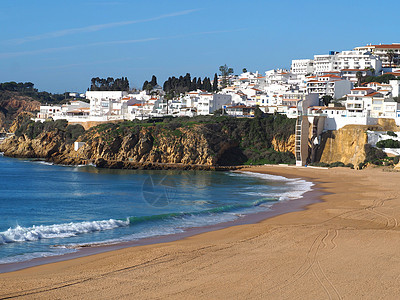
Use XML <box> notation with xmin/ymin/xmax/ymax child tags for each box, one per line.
<box><xmin>0</xmin><ymin>166</ymin><xmax>319</xmax><ymax>273</ymax></box>
<box><xmin>1</xmin><ymin>166</ymin><xmax>400</xmax><ymax>298</ymax></box>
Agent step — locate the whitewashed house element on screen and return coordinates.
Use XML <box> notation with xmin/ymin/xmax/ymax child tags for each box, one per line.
<box><xmin>291</xmin><ymin>59</ymin><xmax>314</xmax><ymax>75</ymax></box>
<box><xmin>306</xmin><ymin>75</ymin><xmax>352</xmax><ymax>99</ymax></box>
<box><xmin>36</xmin><ymin>105</ymin><xmax>62</xmax><ymax>120</ymax></box>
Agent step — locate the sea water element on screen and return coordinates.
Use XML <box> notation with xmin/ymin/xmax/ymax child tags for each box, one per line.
<box><xmin>0</xmin><ymin>156</ymin><xmax>312</xmax><ymax>264</ymax></box>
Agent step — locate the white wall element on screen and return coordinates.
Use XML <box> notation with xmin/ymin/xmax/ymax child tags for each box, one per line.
<box><xmin>86</xmin><ymin>91</ymin><xmax>127</xmax><ymax>102</ymax></box>
<box><xmin>324</xmin><ymin>115</ymin><xmax>378</xmax><ymax>130</ymax></box>
<box><xmin>333</xmin><ymin>80</ymin><xmax>352</xmax><ymax>99</ymax></box>
<box><xmin>390</xmin><ymin>80</ymin><xmax>400</xmax><ymax>98</ymax></box>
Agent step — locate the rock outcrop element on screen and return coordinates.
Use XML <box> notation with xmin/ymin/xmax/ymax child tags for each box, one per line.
<box><xmin>316</xmin><ymin>125</ymin><xmax>369</xmax><ymax>166</ymax></box>
<box><xmin>316</xmin><ymin>120</ymin><xmax>400</xmax><ymax>166</ymax></box>
<box><xmin>271</xmin><ymin>134</ymin><xmax>295</xmax><ymax>155</ymax></box>
<box><xmin>75</xmin><ymin>125</ymin><xmax>233</xmax><ymax>166</ymax></box>
<box><xmin>0</xmin><ymin>117</ymin><xmax>296</xmax><ymax>168</ymax></box>
<box><xmin>0</xmin><ymin>92</ymin><xmax>41</xmax><ymax>131</ymax></box>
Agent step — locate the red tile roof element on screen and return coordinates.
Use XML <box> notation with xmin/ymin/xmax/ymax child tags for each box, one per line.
<box><xmin>341</xmin><ymin>69</ymin><xmax>368</xmax><ymax>72</ymax></box>
<box><xmin>352</xmin><ymin>87</ymin><xmax>372</xmax><ymax>90</ymax></box>
<box><xmin>374</xmin><ymin>44</ymin><xmax>400</xmax><ymax>49</ymax></box>
<box><xmin>365</xmin><ymin>92</ymin><xmax>383</xmax><ymax>97</ymax></box>
<box><xmin>320</xmin><ymin>74</ymin><xmax>341</xmax><ymax>78</ymax></box>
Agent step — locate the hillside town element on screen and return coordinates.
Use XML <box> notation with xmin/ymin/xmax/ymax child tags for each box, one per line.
<box><xmin>35</xmin><ymin>43</ymin><xmax>400</xmax><ymax>165</ymax></box>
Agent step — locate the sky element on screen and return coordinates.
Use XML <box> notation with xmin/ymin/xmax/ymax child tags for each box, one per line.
<box><xmin>0</xmin><ymin>0</ymin><xmax>399</xmax><ymax>93</ymax></box>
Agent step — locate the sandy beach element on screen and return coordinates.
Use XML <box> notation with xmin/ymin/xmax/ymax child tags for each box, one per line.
<box><xmin>1</xmin><ymin>165</ymin><xmax>400</xmax><ymax>299</ymax></box>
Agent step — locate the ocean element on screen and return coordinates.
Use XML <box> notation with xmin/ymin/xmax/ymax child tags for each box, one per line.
<box><xmin>0</xmin><ymin>156</ymin><xmax>313</xmax><ymax>265</ymax></box>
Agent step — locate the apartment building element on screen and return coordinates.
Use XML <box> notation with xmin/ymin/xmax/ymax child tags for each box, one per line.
<box><xmin>291</xmin><ymin>59</ymin><xmax>314</xmax><ymax>75</ymax></box>
<box><xmin>354</xmin><ymin>43</ymin><xmax>400</xmax><ymax>68</ymax></box>
<box><xmin>335</xmin><ymin>51</ymin><xmax>382</xmax><ymax>73</ymax></box>
<box><xmin>306</xmin><ymin>75</ymin><xmax>352</xmax><ymax>99</ymax></box>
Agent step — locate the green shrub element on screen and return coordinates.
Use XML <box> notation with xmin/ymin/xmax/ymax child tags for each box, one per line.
<box><xmin>376</xmin><ymin>139</ymin><xmax>400</xmax><ymax>148</ymax></box>
<box><xmin>387</xmin><ymin>131</ymin><xmax>398</xmax><ymax>137</ymax></box>
<box><xmin>309</xmin><ymin>162</ymin><xmax>330</xmax><ymax>167</ymax></box>
<box><xmin>365</xmin><ymin>144</ymin><xmax>387</xmax><ymax>161</ymax></box>
<box><xmin>329</xmin><ymin>161</ymin><xmax>346</xmax><ymax>168</ymax></box>
<box><xmin>65</xmin><ymin>124</ymin><xmax>85</xmax><ymax>144</ymax></box>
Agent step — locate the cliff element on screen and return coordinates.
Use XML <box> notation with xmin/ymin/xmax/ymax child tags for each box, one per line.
<box><xmin>316</xmin><ymin>120</ymin><xmax>400</xmax><ymax>166</ymax></box>
<box><xmin>0</xmin><ymin>91</ymin><xmax>41</xmax><ymax>131</ymax></box>
<box><xmin>316</xmin><ymin>125</ymin><xmax>368</xmax><ymax>165</ymax></box>
<box><xmin>0</xmin><ymin>116</ymin><xmax>296</xmax><ymax>168</ymax></box>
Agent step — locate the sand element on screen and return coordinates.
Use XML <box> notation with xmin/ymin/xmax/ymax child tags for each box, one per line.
<box><xmin>1</xmin><ymin>166</ymin><xmax>400</xmax><ymax>299</ymax></box>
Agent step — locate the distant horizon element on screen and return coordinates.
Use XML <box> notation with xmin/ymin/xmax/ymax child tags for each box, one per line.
<box><xmin>1</xmin><ymin>0</ymin><xmax>398</xmax><ymax>94</ymax></box>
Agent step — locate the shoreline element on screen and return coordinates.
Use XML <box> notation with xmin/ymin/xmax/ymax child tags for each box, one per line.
<box><xmin>2</xmin><ymin>166</ymin><xmax>400</xmax><ymax>298</ymax></box>
<box><xmin>0</xmin><ymin>167</ymin><xmax>320</xmax><ymax>274</ymax></box>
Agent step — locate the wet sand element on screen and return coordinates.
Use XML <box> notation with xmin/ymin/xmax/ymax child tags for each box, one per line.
<box><xmin>1</xmin><ymin>166</ymin><xmax>400</xmax><ymax>299</ymax></box>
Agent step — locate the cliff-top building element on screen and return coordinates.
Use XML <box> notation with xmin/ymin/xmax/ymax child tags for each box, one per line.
<box><xmin>354</xmin><ymin>43</ymin><xmax>400</xmax><ymax>68</ymax></box>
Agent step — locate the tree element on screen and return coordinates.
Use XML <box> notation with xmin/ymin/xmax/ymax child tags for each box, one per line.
<box><xmin>197</xmin><ymin>77</ymin><xmax>202</xmax><ymax>90</ymax></box>
<box><xmin>254</xmin><ymin>105</ymin><xmax>264</xmax><ymax>118</ymax></box>
<box><xmin>219</xmin><ymin>64</ymin><xmax>234</xmax><ymax>88</ymax></box>
<box><xmin>142</xmin><ymin>80</ymin><xmax>149</xmax><ymax>91</ymax></box>
<box><xmin>203</xmin><ymin>77</ymin><xmax>212</xmax><ymax>92</ymax></box>
<box><xmin>321</xmin><ymin>95</ymin><xmax>333</xmax><ymax>106</ymax></box>
<box><xmin>89</xmin><ymin>77</ymin><xmax>129</xmax><ymax>91</ymax></box>
<box><xmin>366</xmin><ymin>67</ymin><xmax>375</xmax><ymax>76</ymax></box>
<box><xmin>356</xmin><ymin>71</ymin><xmax>363</xmax><ymax>87</ymax></box>
<box><xmin>387</xmin><ymin>50</ymin><xmax>395</xmax><ymax>68</ymax></box>
<box><xmin>145</xmin><ymin>83</ymin><xmax>153</xmax><ymax>95</ymax></box>
<box><xmin>212</xmin><ymin>73</ymin><xmax>218</xmax><ymax>92</ymax></box>
<box><xmin>191</xmin><ymin>77</ymin><xmax>197</xmax><ymax>91</ymax></box>
<box><xmin>164</xmin><ymin>92</ymin><xmax>175</xmax><ymax>114</ymax></box>
<box><xmin>242</xmin><ymin>68</ymin><xmax>247</xmax><ymax>73</ymax></box>
<box><xmin>150</xmin><ymin>75</ymin><xmax>157</xmax><ymax>87</ymax></box>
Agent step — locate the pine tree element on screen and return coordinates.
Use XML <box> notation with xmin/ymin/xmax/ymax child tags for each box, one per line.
<box><xmin>191</xmin><ymin>77</ymin><xmax>197</xmax><ymax>91</ymax></box>
<box><xmin>207</xmin><ymin>77</ymin><xmax>213</xmax><ymax>92</ymax></box>
<box><xmin>197</xmin><ymin>78</ymin><xmax>202</xmax><ymax>90</ymax></box>
<box><xmin>142</xmin><ymin>80</ymin><xmax>149</xmax><ymax>91</ymax></box>
<box><xmin>213</xmin><ymin>73</ymin><xmax>218</xmax><ymax>92</ymax></box>
<box><xmin>150</xmin><ymin>75</ymin><xmax>157</xmax><ymax>87</ymax></box>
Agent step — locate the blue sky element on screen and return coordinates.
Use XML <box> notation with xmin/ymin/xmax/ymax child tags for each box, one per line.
<box><xmin>0</xmin><ymin>0</ymin><xmax>398</xmax><ymax>93</ymax></box>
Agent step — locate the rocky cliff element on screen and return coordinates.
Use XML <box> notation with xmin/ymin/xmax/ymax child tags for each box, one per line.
<box><xmin>316</xmin><ymin>120</ymin><xmax>400</xmax><ymax>166</ymax></box>
<box><xmin>0</xmin><ymin>116</ymin><xmax>296</xmax><ymax>168</ymax></box>
<box><xmin>0</xmin><ymin>91</ymin><xmax>41</xmax><ymax>131</ymax></box>
<box><xmin>316</xmin><ymin>125</ymin><xmax>368</xmax><ymax>166</ymax></box>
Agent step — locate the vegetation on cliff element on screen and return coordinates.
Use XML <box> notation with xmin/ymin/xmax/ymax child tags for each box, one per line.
<box><xmin>0</xmin><ymin>82</ymin><xmax>68</xmax><ymax>104</ymax></box>
<box><xmin>81</xmin><ymin>114</ymin><xmax>296</xmax><ymax>166</ymax></box>
<box><xmin>376</xmin><ymin>139</ymin><xmax>400</xmax><ymax>148</ymax></box>
<box><xmin>0</xmin><ymin>81</ymin><xmax>76</xmax><ymax>131</ymax></box>
<box><xmin>14</xmin><ymin>118</ymin><xmax>85</xmax><ymax>144</ymax></box>
<box><xmin>2</xmin><ymin>114</ymin><xmax>296</xmax><ymax>167</ymax></box>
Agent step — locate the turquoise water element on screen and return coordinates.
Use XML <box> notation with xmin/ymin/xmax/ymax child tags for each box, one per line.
<box><xmin>0</xmin><ymin>156</ymin><xmax>312</xmax><ymax>264</ymax></box>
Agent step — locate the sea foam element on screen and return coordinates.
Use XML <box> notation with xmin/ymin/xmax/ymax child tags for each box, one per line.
<box><xmin>235</xmin><ymin>171</ymin><xmax>314</xmax><ymax>201</ymax></box>
<box><xmin>0</xmin><ymin>219</ymin><xmax>129</xmax><ymax>244</ymax></box>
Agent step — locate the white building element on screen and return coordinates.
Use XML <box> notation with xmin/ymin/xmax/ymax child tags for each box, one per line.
<box><xmin>86</xmin><ymin>91</ymin><xmax>128</xmax><ymax>103</ymax></box>
<box><xmin>313</xmin><ymin>52</ymin><xmax>337</xmax><ymax>74</ymax></box>
<box><xmin>345</xmin><ymin>87</ymin><xmax>375</xmax><ymax>115</ymax></box>
<box><xmin>335</xmin><ymin>50</ymin><xmax>382</xmax><ymax>74</ymax></box>
<box><xmin>306</xmin><ymin>75</ymin><xmax>352</xmax><ymax>99</ymax></box>
<box><xmin>291</xmin><ymin>59</ymin><xmax>314</xmax><ymax>75</ymax></box>
<box><xmin>196</xmin><ymin>93</ymin><xmax>232</xmax><ymax>115</ymax></box>
<box><xmin>340</xmin><ymin>69</ymin><xmax>371</xmax><ymax>84</ymax></box>
<box><xmin>36</xmin><ymin>105</ymin><xmax>62</xmax><ymax>120</ymax></box>
<box><xmin>87</xmin><ymin>91</ymin><xmax>128</xmax><ymax>117</ymax></box>
<box><xmin>312</xmin><ymin>50</ymin><xmax>382</xmax><ymax>76</ymax></box>
<box><xmin>389</xmin><ymin>80</ymin><xmax>400</xmax><ymax>97</ymax></box>
<box><xmin>354</xmin><ymin>43</ymin><xmax>400</xmax><ymax>68</ymax></box>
